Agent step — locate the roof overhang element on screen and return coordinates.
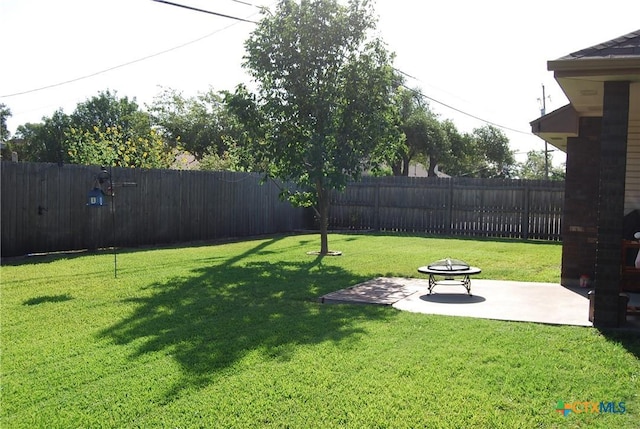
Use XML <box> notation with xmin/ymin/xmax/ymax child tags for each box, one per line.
<box><xmin>547</xmin><ymin>57</ymin><xmax>640</xmax><ymax>117</ymax></box>
<box><xmin>531</xmin><ymin>30</ymin><xmax>640</xmax><ymax>151</ymax></box>
<box><xmin>529</xmin><ymin>104</ymin><xmax>579</xmax><ymax>152</ymax></box>
<box><xmin>531</xmin><ymin>57</ymin><xmax>640</xmax><ymax>150</ymax></box>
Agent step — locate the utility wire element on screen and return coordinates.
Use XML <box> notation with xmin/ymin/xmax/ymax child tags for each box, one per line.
<box><xmin>152</xmin><ymin>0</ymin><xmax>257</xmax><ymax>23</ymax></box>
<box><xmin>0</xmin><ymin>3</ymin><xmax>262</xmax><ymax>98</ymax></box>
<box><xmin>1</xmin><ymin>28</ymin><xmax>225</xmax><ymax>98</ymax></box>
<box><xmin>228</xmin><ymin>0</ymin><xmax>262</xmax><ymax>7</ymax></box>
<box><xmin>394</xmin><ymin>67</ymin><xmax>533</xmax><ymax>136</ymax></box>
<box><xmin>4</xmin><ymin>2</ymin><xmax>531</xmax><ymax>140</ymax></box>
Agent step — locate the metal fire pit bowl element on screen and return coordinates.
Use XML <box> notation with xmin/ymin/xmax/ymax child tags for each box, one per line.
<box><xmin>418</xmin><ymin>258</ymin><xmax>481</xmax><ymax>295</ymax></box>
<box><xmin>427</xmin><ymin>258</ymin><xmax>470</xmax><ymax>272</ymax></box>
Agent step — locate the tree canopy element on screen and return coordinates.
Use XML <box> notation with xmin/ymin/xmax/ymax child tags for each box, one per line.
<box><xmin>386</xmin><ymin>87</ymin><xmax>517</xmax><ymax>178</ymax></box>
<box><xmin>438</xmin><ymin>124</ymin><xmax>515</xmax><ymax>178</ymax></box>
<box><xmin>390</xmin><ymin>86</ymin><xmax>449</xmax><ymax>177</ymax></box>
<box><xmin>517</xmin><ymin>149</ymin><xmax>565</xmax><ymax>180</ymax></box>
<box><xmin>148</xmin><ymin>87</ymin><xmax>242</xmax><ymax>162</ymax></box>
<box><xmin>471</xmin><ymin>125</ymin><xmax>516</xmax><ymax>177</ymax></box>
<box><xmin>12</xmin><ymin>91</ymin><xmax>175</xmax><ymax>168</ymax></box>
<box><xmin>228</xmin><ymin>0</ymin><xmax>402</xmax><ymax>254</ymax></box>
<box><xmin>14</xmin><ymin>110</ymin><xmax>71</xmax><ymax>164</ymax></box>
<box><xmin>0</xmin><ymin>103</ymin><xmax>10</xmax><ymax>142</ymax></box>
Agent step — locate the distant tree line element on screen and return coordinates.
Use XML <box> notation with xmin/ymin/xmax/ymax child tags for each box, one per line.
<box><xmin>0</xmin><ymin>90</ymin><xmax>560</xmax><ymax>179</ymax></box>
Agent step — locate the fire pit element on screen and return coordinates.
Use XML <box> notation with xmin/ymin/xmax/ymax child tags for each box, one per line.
<box><xmin>417</xmin><ymin>258</ymin><xmax>481</xmax><ymax>296</ymax></box>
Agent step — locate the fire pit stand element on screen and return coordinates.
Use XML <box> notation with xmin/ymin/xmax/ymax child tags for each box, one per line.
<box><xmin>417</xmin><ymin>258</ymin><xmax>482</xmax><ymax>296</ymax></box>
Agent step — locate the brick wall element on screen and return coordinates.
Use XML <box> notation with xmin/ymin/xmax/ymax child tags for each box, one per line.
<box><xmin>561</xmin><ymin>117</ymin><xmax>601</xmax><ymax>286</ymax></box>
<box><xmin>594</xmin><ymin>81</ymin><xmax>630</xmax><ymax>328</ymax></box>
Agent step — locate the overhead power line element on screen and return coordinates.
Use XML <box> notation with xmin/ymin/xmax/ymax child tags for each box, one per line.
<box><xmin>0</xmin><ymin>13</ymin><xmax>258</xmax><ymax>98</ymax></box>
<box><xmin>394</xmin><ymin>68</ymin><xmax>532</xmax><ymax>136</ymax></box>
<box><xmin>228</xmin><ymin>0</ymin><xmax>262</xmax><ymax>7</ymax></box>
<box><xmin>1</xmin><ymin>30</ymin><xmax>227</xmax><ymax>98</ymax></box>
<box><xmin>3</xmin><ymin>1</ymin><xmax>531</xmax><ymax>140</ymax></box>
<box><xmin>152</xmin><ymin>0</ymin><xmax>258</xmax><ymax>23</ymax></box>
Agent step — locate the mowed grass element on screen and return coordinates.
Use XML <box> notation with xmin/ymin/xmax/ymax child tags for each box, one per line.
<box><xmin>1</xmin><ymin>233</ymin><xmax>639</xmax><ymax>428</ymax></box>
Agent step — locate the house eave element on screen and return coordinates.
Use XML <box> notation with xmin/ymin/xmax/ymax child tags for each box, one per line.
<box><xmin>530</xmin><ymin>104</ymin><xmax>579</xmax><ymax>153</ymax></box>
<box><xmin>548</xmin><ymin>57</ymin><xmax>640</xmax><ymax>74</ymax></box>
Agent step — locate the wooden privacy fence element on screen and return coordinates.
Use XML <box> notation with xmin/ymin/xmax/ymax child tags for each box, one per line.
<box><xmin>1</xmin><ymin>163</ymin><xmax>565</xmax><ymax>257</ymax></box>
<box><xmin>1</xmin><ymin>162</ymin><xmax>310</xmax><ymax>257</ymax></box>
<box><xmin>330</xmin><ymin>176</ymin><xmax>565</xmax><ymax>240</ymax></box>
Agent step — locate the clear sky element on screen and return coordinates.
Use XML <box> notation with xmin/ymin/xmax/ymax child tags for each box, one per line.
<box><xmin>2</xmin><ymin>0</ymin><xmax>639</xmax><ymax>166</ymax></box>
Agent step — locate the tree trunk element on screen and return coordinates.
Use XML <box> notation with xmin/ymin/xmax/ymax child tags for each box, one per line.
<box><xmin>402</xmin><ymin>156</ymin><xmax>410</xmax><ymax>176</ymax></box>
<box><xmin>316</xmin><ymin>181</ymin><xmax>329</xmax><ymax>254</ymax></box>
<box><xmin>428</xmin><ymin>155</ymin><xmax>437</xmax><ymax>177</ymax></box>
<box><xmin>391</xmin><ymin>161</ymin><xmax>402</xmax><ymax>176</ymax></box>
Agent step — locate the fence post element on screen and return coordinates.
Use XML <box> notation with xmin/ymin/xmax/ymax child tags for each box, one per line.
<box><xmin>522</xmin><ymin>182</ymin><xmax>530</xmax><ymax>240</ymax></box>
<box><xmin>374</xmin><ymin>181</ymin><xmax>380</xmax><ymax>231</ymax></box>
<box><xmin>447</xmin><ymin>179</ymin><xmax>453</xmax><ymax>235</ymax></box>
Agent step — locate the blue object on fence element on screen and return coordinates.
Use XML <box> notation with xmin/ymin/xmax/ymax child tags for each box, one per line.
<box><xmin>87</xmin><ymin>188</ymin><xmax>105</xmax><ymax>206</ymax></box>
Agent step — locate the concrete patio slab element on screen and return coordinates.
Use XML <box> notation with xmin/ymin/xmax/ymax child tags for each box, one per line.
<box><xmin>320</xmin><ymin>277</ymin><xmax>640</xmax><ymax>328</ymax></box>
<box><xmin>320</xmin><ymin>277</ymin><xmax>420</xmax><ymax>305</ymax></box>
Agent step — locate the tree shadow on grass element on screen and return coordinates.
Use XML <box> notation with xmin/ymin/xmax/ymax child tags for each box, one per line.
<box><xmin>98</xmin><ymin>237</ymin><xmax>391</xmax><ymax>398</ymax></box>
<box><xmin>598</xmin><ymin>328</ymin><xmax>640</xmax><ymax>360</ymax></box>
<box><xmin>23</xmin><ymin>294</ymin><xmax>74</xmax><ymax>305</ymax></box>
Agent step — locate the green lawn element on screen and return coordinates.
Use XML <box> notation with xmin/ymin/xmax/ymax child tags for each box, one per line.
<box><xmin>2</xmin><ymin>233</ymin><xmax>639</xmax><ymax>428</ymax></box>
